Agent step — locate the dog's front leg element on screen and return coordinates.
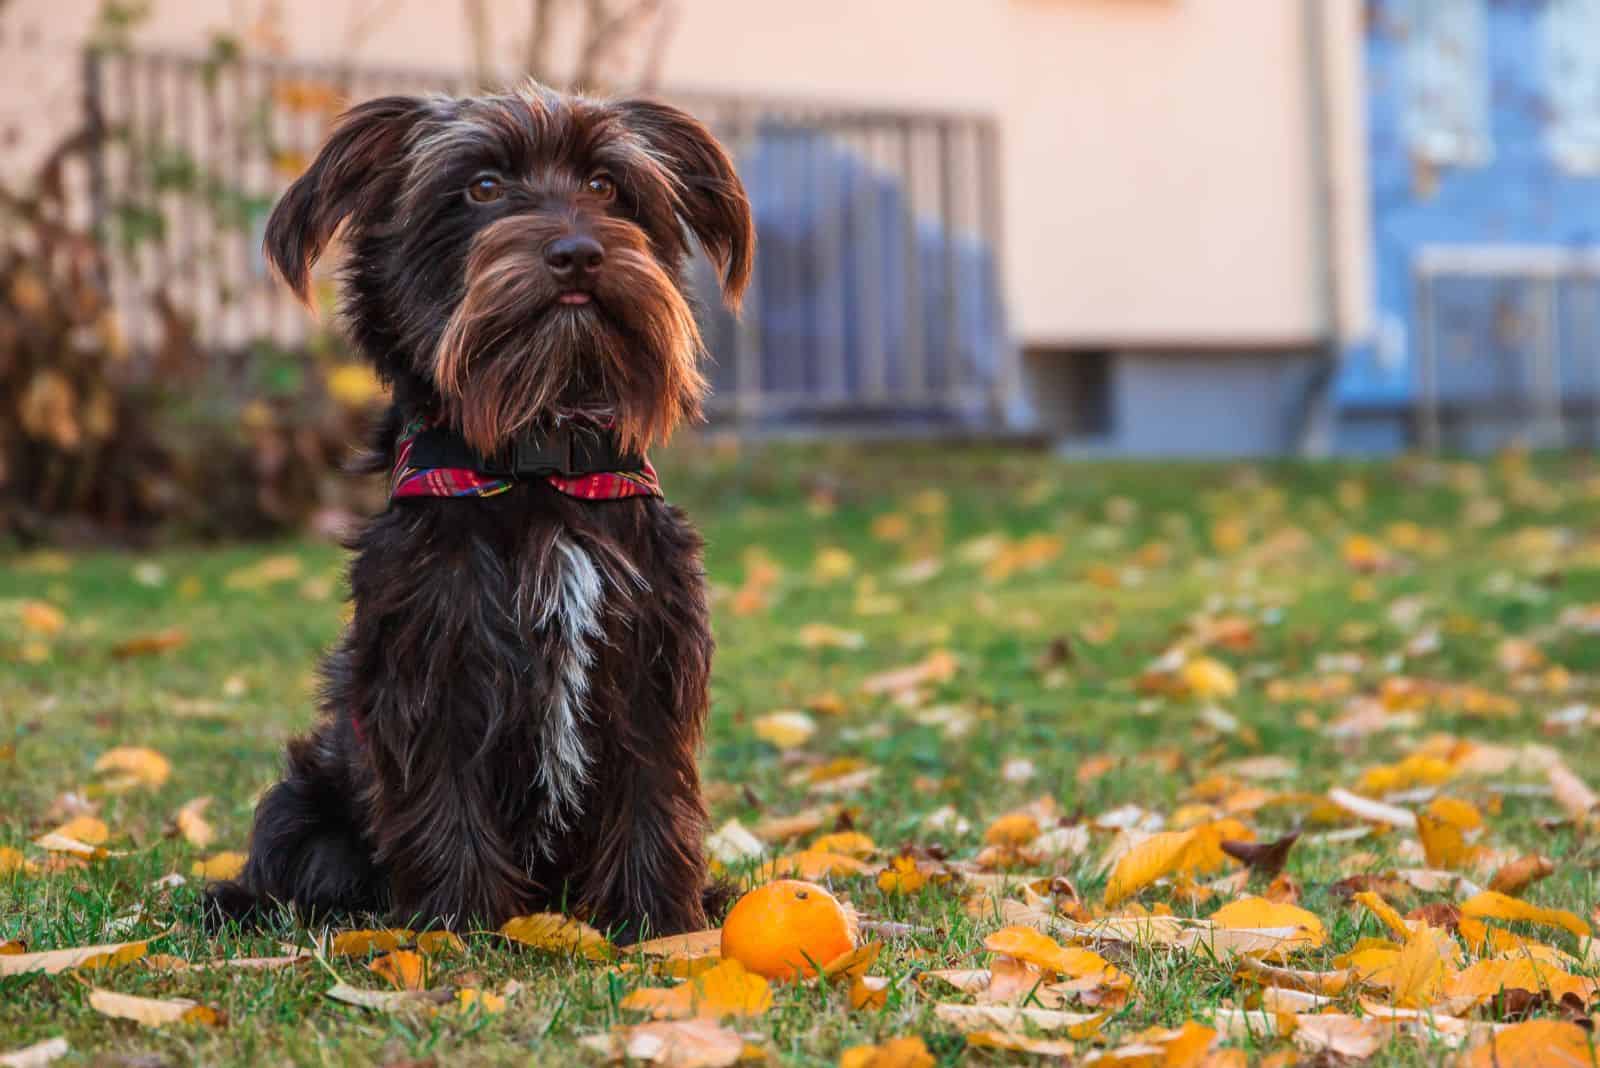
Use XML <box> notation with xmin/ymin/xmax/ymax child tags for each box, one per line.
<box><xmin>581</xmin><ymin>733</ymin><xmax>711</xmax><ymax>942</ymax></box>
<box><xmin>367</xmin><ymin>749</ymin><xmax>536</xmax><ymax>930</ymax></box>
<box><xmin>580</xmin><ymin>523</ymin><xmax>714</xmax><ymax>943</ymax></box>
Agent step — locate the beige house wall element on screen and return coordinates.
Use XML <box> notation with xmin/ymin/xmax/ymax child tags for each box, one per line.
<box><xmin>1</xmin><ymin>0</ymin><xmax>1374</xmax><ymax>350</ymax></box>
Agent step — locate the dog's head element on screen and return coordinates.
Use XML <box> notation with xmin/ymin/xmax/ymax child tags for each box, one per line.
<box><xmin>264</xmin><ymin>84</ymin><xmax>753</xmax><ymax>455</ymax></box>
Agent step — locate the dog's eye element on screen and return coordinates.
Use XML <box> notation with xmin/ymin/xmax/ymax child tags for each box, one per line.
<box><xmin>586</xmin><ymin>173</ymin><xmax>617</xmax><ymax>201</ymax></box>
<box><xmin>467</xmin><ymin>175</ymin><xmax>504</xmax><ymax>204</ymax></box>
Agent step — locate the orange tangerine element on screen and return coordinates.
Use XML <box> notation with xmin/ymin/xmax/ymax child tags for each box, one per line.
<box><xmin>719</xmin><ymin>879</ymin><xmax>854</xmax><ymax>980</ymax></box>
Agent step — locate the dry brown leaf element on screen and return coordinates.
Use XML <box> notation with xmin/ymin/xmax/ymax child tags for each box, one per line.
<box><xmin>111</xmin><ymin>628</ymin><xmax>188</xmax><ymax>659</ymax></box>
<box><xmin>580</xmin><ymin>1019</ymin><xmax>748</xmax><ymax>1067</ymax></box>
<box><xmin>0</xmin><ymin>938</ymin><xmax>149</xmax><ymax>977</ymax></box>
<box><xmin>619</xmin><ymin>959</ymin><xmax>772</xmax><ymax>1019</ymax></box>
<box><xmin>1487</xmin><ymin>855</ymin><xmax>1555</xmax><ymax>897</ymax></box>
<box><xmin>500</xmin><ymin>913</ymin><xmax>614</xmax><ymax>960</ymax></box>
<box><xmin>1219</xmin><ymin>832</ymin><xmax>1299</xmax><ymax>878</ymax></box>
<box><xmin>1234</xmin><ymin>956</ymin><xmax>1354</xmax><ymax>996</ymax></box>
<box><xmin>0</xmin><ymin>1037</ymin><xmax>70</xmax><ymax>1068</ymax></box>
<box><xmin>860</xmin><ymin>650</ymin><xmax>958</xmax><ymax>696</ymax></box>
<box><xmin>324</xmin><ymin>981</ymin><xmax>452</xmax><ymax>1013</ymax></box>
<box><xmin>1547</xmin><ymin>761</ymin><xmax>1598</xmax><ymax>826</ymax></box>
<box><xmin>932</xmin><ymin>1004</ymin><xmax>1105</xmax><ymax>1038</ymax></box>
<box><xmin>1291</xmin><ymin>1013</ymin><xmax>1391</xmax><ymax>1060</ymax></box>
<box><xmin>87</xmin><ymin>988</ymin><xmax>218</xmax><ymax>1027</ymax></box>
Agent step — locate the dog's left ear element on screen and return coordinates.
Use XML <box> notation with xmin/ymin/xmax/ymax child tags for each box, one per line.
<box><xmin>264</xmin><ymin>95</ymin><xmax>434</xmax><ymax>303</ymax></box>
<box><xmin>615</xmin><ymin>99</ymin><xmax>755</xmax><ymax>310</ymax></box>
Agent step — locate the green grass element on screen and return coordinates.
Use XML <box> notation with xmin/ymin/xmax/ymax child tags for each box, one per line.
<box><xmin>3</xmin><ymin>442</ymin><xmax>1599</xmax><ymax>1065</ymax></box>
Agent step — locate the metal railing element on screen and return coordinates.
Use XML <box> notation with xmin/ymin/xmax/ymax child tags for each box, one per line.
<box><xmin>1413</xmin><ymin>245</ymin><xmax>1600</xmax><ymax>451</ymax></box>
<box><xmin>83</xmin><ymin>48</ymin><xmax>1018</xmax><ymax>433</ymax></box>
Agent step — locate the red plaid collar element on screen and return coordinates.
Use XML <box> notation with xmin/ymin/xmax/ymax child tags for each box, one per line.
<box><xmin>390</xmin><ymin>415</ymin><xmax>661</xmax><ymax>502</ymax></box>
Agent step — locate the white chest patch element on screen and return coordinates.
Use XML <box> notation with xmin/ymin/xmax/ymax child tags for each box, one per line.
<box><xmin>532</xmin><ymin>535</ymin><xmax>605</xmax><ymax>840</ymax></box>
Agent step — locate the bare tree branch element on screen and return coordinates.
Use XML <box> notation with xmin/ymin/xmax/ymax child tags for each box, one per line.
<box><xmin>573</xmin><ymin>0</ymin><xmax>661</xmax><ymax>91</ymax></box>
<box><xmin>341</xmin><ymin>0</ymin><xmax>408</xmax><ymax>55</ymax></box>
<box><xmin>462</xmin><ymin>0</ymin><xmax>494</xmax><ymax>88</ymax></box>
<box><xmin>634</xmin><ymin>0</ymin><xmax>678</xmax><ymax>92</ymax></box>
<box><xmin>524</xmin><ymin>0</ymin><xmax>553</xmax><ymax>83</ymax></box>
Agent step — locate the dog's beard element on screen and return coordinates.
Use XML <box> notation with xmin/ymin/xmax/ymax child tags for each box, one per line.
<box><xmin>433</xmin><ymin>216</ymin><xmax>707</xmax><ymax>457</ymax></box>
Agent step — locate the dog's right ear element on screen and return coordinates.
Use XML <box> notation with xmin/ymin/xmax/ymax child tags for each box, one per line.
<box><xmin>264</xmin><ymin>95</ymin><xmax>431</xmax><ymax>303</ymax></box>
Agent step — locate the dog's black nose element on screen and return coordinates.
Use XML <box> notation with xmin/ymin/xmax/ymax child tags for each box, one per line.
<box><xmin>544</xmin><ymin>235</ymin><xmax>605</xmax><ymax>281</ymax></box>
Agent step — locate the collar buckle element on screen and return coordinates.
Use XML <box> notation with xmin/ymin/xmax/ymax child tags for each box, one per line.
<box><xmin>510</xmin><ymin>430</ymin><xmax>574</xmax><ymax>477</ymax></box>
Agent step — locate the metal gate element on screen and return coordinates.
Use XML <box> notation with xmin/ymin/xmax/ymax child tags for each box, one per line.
<box><xmin>83</xmin><ymin>49</ymin><xmax>1018</xmax><ymax>432</ymax></box>
<box><xmin>1414</xmin><ymin>245</ymin><xmax>1600</xmax><ymax>451</ymax></box>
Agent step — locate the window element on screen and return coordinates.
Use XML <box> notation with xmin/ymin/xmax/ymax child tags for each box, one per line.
<box><xmin>1545</xmin><ymin>0</ymin><xmax>1600</xmax><ymax>174</ymax></box>
<box><xmin>1400</xmin><ymin>0</ymin><xmax>1491</xmax><ymax>167</ymax></box>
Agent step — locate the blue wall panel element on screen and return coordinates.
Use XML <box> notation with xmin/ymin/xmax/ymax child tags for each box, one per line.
<box><xmin>1345</xmin><ymin>0</ymin><xmax>1600</xmax><ymax>411</ymax></box>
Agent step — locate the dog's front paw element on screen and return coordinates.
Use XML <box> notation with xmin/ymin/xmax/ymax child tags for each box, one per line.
<box><xmin>201</xmin><ymin>879</ymin><xmax>263</xmax><ymax>931</ymax></box>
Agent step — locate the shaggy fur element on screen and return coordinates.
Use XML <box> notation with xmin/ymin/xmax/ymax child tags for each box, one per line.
<box><xmin>204</xmin><ymin>82</ymin><xmax>753</xmax><ymax>940</ymax></box>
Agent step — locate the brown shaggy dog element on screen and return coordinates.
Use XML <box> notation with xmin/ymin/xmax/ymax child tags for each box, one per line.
<box><xmin>205</xmin><ymin>82</ymin><xmax>753</xmax><ymax>941</ymax></box>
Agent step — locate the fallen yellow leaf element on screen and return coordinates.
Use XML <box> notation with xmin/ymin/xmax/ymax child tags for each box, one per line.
<box><xmin>92</xmin><ymin>746</ymin><xmax>171</xmax><ymax>790</ymax></box>
<box><xmin>1181</xmin><ymin>657</ymin><xmax>1238</xmax><ymax>700</ymax></box>
<box><xmin>1457</xmin><ymin>1018</ymin><xmax>1595</xmax><ymax>1068</ymax></box>
<box><xmin>88</xmin><ymin>988</ymin><xmax>218</xmax><ymax>1027</ymax></box>
<box><xmin>1459</xmin><ymin>890</ymin><xmax>1590</xmax><ymax>950</ymax></box>
<box><xmin>839</xmin><ymin>1036</ymin><xmax>934</xmax><ymax>1068</ymax></box>
<box><xmin>753</xmin><ymin>711</ymin><xmax>817</xmax><ymax>750</ymax></box>
<box><xmin>368</xmin><ymin>949</ymin><xmax>427</xmax><ymax>991</ymax></box>
<box><xmin>500</xmin><ymin>913</ymin><xmax>614</xmax><ymax>960</ymax></box>
<box><xmin>454</xmin><ymin>987</ymin><xmax>507</xmax><ymax>1014</ymax></box>
<box><xmin>329</xmin><ymin>929</ymin><xmax>413</xmax><ymax>957</ymax></box>
<box><xmin>579</xmin><ymin>1019</ymin><xmax>747</xmax><ymax>1066</ymax></box>
<box><xmin>416</xmin><ymin>931</ymin><xmax>465</xmax><ymax>956</ymax></box>
<box><xmin>45</xmin><ymin>816</ymin><xmax>107</xmax><ymax>845</ymax></box>
<box><xmin>19</xmin><ymin>601</ymin><xmax>66</xmax><ymax>636</ymax></box>
<box><xmin>620</xmin><ymin>959</ymin><xmax>772</xmax><ymax>1019</ymax></box>
<box><xmin>190</xmin><ymin>852</ymin><xmax>246</xmax><ymax>881</ymax></box>
<box><xmin>0</xmin><ymin>938</ymin><xmax>150</xmax><ymax>977</ymax></box>
<box><xmin>174</xmin><ymin>798</ymin><xmax>215</xmax><ymax>849</ymax></box>
<box><xmin>984</xmin><ymin>926</ymin><xmax>1126</xmax><ymax>989</ymax></box>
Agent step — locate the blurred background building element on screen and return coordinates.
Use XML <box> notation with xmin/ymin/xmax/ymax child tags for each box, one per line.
<box><xmin>5</xmin><ymin>0</ymin><xmax>1600</xmax><ymax>457</ymax></box>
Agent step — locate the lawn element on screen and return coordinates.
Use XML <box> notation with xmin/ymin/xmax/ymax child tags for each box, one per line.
<box><xmin>3</xmin><ymin>443</ymin><xmax>1599</xmax><ymax>1066</ymax></box>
